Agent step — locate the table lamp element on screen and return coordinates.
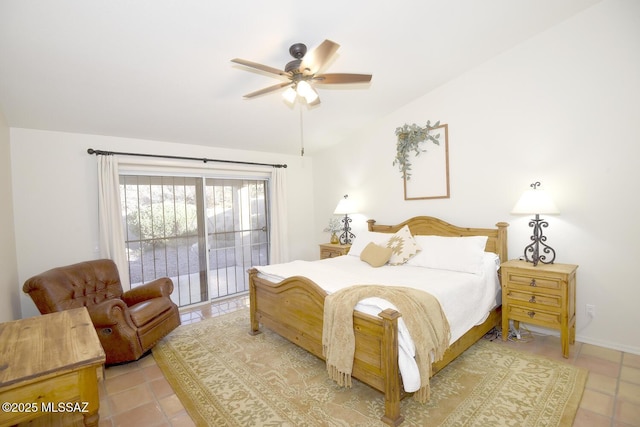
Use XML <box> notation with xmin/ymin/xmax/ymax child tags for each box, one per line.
<box><xmin>511</xmin><ymin>182</ymin><xmax>559</xmax><ymax>266</ymax></box>
<box><xmin>334</xmin><ymin>194</ymin><xmax>357</xmax><ymax>245</ymax></box>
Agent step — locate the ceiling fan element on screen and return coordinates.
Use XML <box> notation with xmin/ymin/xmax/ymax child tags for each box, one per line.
<box><xmin>231</xmin><ymin>39</ymin><xmax>372</xmax><ymax>105</ymax></box>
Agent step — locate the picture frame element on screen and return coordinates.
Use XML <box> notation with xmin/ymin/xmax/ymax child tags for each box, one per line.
<box><xmin>403</xmin><ymin>123</ymin><xmax>449</xmax><ymax>200</ymax></box>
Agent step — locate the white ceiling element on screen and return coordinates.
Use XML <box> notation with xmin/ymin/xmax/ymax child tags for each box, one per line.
<box><xmin>0</xmin><ymin>0</ymin><xmax>601</xmax><ymax>156</ymax></box>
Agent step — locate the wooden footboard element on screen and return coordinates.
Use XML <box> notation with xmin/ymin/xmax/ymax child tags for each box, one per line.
<box><xmin>248</xmin><ymin>268</ymin><xmax>407</xmax><ymax>425</ymax></box>
<box><xmin>248</xmin><ymin>271</ymin><xmax>326</xmax><ymax>357</ymax></box>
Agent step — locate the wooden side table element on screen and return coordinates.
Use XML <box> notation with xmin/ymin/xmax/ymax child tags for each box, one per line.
<box><xmin>500</xmin><ymin>259</ymin><xmax>578</xmax><ymax>358</ymax></box>
<box><xmin>319</xmin><ymin>243</ymin><xmax>351</xmax><ymax>259</ymax></box>
<box><xmin>0</xmin><ymin>307</ymin><xmax>106</xmax><ymax>426</ymax></box>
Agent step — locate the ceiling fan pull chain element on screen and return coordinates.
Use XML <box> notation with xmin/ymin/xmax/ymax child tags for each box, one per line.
<box><xmin>300</xmin><ymin>106</ymin><xmax>305</xmax><ymax>157</ymax></box>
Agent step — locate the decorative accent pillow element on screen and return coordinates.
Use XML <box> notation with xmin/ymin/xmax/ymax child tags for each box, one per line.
<box><xmin>386</xmin><ymin>225</ymin><xmax>421</xmax><ymax>265</ymax></box>
<box><xmin>406</xmin><ymin>235</ymin><xmax>488</xmax><ymax>274</ymax></box>
<box><xmin>347</xmin><ymin>231</ymin><xmax>391</xmax><ymax>257</ymax></box>
<box><xmin>360</xmin><ymin>242</ymin><xmax>393</xmax><ymax>267</ymax></box>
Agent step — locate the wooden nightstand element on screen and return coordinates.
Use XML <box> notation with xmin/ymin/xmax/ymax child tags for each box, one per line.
<box><xmin>319</xmin><ymin>243</ymin><xmax>351</xmax><ymax>259</ymax></box>
<box><xmin>500</xmin><ymin>259</ymin><xmax>578</xmax><ymax>358</ymax></box>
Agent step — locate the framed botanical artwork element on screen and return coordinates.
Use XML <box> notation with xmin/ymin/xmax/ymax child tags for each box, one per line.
<box><xmin>403</xmin><ymin>123</ymin><xmax>449</xmax><ymax>200</ymax></box>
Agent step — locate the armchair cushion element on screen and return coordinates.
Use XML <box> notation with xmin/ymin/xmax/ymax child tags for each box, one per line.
<box><xmin>128</xmin><ymin>298</ymin><xmax>176</xmax><ymax>328</ymax></box>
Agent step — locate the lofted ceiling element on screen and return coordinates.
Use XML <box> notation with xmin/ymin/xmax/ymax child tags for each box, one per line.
<box><xmin>0</xmin><ymin>0</ymin><xmax>601</xmax><ymax>156</ymax></box>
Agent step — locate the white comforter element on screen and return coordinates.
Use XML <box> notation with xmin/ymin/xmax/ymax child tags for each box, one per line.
<box><xmin>254</xmin><ymin>253</ymin><xmax>501</xmax><ymax>393</ymax></box>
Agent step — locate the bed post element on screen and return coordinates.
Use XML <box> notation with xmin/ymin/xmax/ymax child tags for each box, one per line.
<box><xmin>495</xmin><ymin>222</ymin><xmax>509</xmax><ymax>263</ymax></box>
<box><xmin>379</xmin><ymin>308</ymin><xmax>404</xmax><ymax>426</ymax></box>
<box><xmin>367</xmin><ymin>218</ymin><xmax>376</xmax><ymax>231</ymax></box>
<box><xmin>247</xmin><ymin>268</ymin><xmax>261</xmax><ymax>336</ymax></box>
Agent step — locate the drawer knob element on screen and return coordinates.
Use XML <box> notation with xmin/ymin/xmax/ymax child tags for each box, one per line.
<box><xmin>529</xmin><ymin>296</ymin><xmax>536</xmax><ymax>303</ymax></box>
<box><xmin>527</xmin><ymin>311</ymin><xmax>536</xmax><ymax>318</ymax></box>
<box><xmin>530</xmin><ymin>279</ymin><xmax>537</xmax><ymax>287</ymax></box>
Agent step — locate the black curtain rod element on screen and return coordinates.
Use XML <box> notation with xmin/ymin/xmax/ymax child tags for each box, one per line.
<box><xmin>87</xmin><ymin>148</ymin><xmax>287</xmax><ymax>168</ymax></box>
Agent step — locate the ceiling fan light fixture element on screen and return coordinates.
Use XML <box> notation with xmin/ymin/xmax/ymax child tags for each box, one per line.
<box><xmin>282</xmin><ymin>86</ymin><xmax>297</xmax><ymax>104</ymax></box>
<box><xmin>303</xmin><ymin>89</ymin><xmax>319</xmax><ymax>104</ymax></box>
<box><xmin>296</xmin><ymin>80</ymin><xmax>318</xmax><ymax>103</ymax></box>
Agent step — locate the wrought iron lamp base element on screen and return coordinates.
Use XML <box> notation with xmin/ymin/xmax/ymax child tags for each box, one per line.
<box><xmin>523</xmin><ymin>214</ymin><xmax>556</xmax><ymax>266</ymax></box>
<box><xmin>339</xmin><ymin>214</ymin><xmax>355</xmax><ymax>245</ymax></box>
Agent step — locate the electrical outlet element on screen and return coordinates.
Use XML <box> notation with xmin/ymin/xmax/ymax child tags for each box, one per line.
<box><xmin>586</xmin><ymin>304</ymin><xmax>595</xmax><ymax>317</ymax></box>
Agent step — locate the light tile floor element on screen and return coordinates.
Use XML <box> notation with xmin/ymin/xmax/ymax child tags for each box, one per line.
<box><xmin>22</xmin><ymin>295</ymin><xmax>640</xmax><ymax>426</ymax></box>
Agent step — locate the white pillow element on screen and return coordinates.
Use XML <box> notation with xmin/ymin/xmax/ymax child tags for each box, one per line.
<box><xmin>348</xmin><ymin>231</ymin><xmax>391</xmax><ymax>257</ymax></box>
<box><xmin>406</xmin><ymin>235</ymin><xmax>488</xmax><ymax>274</ymax></box>
<box><xmin>385</xmin><ymin>225</ymin><xmax>421</xmax><ymax>265</ymax></box>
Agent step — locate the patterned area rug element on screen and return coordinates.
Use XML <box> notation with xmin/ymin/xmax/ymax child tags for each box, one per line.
<box><xmin>153</xmin><ymin>309</ymin><xmax>587</xmax><ymax>426</ymax></box>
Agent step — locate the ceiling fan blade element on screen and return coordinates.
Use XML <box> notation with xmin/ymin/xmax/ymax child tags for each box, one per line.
<box><xmin>313</xmin><ymin>73</ymin><xmax>372</xmax><ymax>84</ymax></box>
<box><xmin>300</xmin><ymin>39</ymin><xmax>340</xmax><ymax>74</ymax></box>
<box><xmin>243</xmin><ymin>81</ymin><xmax>292</xmax><ymax>98</ymax></box>
<box><xmin>231</xmin><ymin>58</ymin><xmax>288</xmax><ymax>77</ymax></box>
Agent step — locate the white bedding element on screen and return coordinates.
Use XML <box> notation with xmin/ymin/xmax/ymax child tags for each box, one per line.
<box><xmin>254</xmin><ymin>252</ymin><xmax>501</xmax><ymax>392</ymax></box>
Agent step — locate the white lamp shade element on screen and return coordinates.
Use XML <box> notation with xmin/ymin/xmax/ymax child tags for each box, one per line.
<box><xmin>334</xmin><ymin>196</ymin><xmax>357</xmax><ymax>215</ymax></box>
<box><xmin>511</xmin><ymin>188</ymin><xmax>559</xmax><ymax>215</ymax></box>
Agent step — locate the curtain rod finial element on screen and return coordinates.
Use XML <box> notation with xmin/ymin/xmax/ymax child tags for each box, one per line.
<box><xmin>87</xmin><ymin>148</ymin><xmax>95</xmax><ymax>155</ymax></box>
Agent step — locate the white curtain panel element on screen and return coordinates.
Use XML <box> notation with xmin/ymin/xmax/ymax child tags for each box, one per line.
<box><xmin>97</xmin><ymin>155</ymin><xmax>130</xmax><ymax>290</ymax></box>
<box><xmin>270</xmin><ymin>167</ymin><xmax>289</xmax><ymax>264</ymax></box>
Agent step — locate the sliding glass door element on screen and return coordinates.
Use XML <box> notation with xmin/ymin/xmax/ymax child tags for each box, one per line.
<box><xmin>120</xmin><ymin>175</ymin><xmax>269</xmax><ymax>307</ymax></box>
<box><xmin>205</xmin><ymin>178</ymin><xmax>268</xmax><ymax>299</ymax></box>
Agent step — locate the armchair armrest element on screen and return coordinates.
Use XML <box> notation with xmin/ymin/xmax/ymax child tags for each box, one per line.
<box><xmin>122</xmin><ymin>277</ymin><xmax>174</xmax><ymax>306</ymax></box>
<box><xmin>86</xmin><ymin>299</ymin><xmax>132</xmax><ymax>328</ymax></box>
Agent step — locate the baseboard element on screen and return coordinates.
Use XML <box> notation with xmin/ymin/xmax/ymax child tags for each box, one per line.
<box><xmin>575</xmin><ymin>335</ymin><xmax>640</xmax><ymax>356</ymax></box>
<box><xmin>517</xmin><ymin>323</ymin><xmax>640</xmax><ymax>356</ymax></box>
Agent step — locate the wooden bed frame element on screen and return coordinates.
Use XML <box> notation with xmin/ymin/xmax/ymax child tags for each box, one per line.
<box><xmin>247</xmin><ymin>216</ymin><xmax>509</xmax><ymax>426</ymax></box>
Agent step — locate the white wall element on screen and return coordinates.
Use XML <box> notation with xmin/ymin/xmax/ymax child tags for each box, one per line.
<box><xmin>11</xmin><ymin>128</ymin><xmax>315</xmax><ymax>318</ymax></box>
<box><xmin>0</xmin><ymin>109</ymin><xmax>20</xmax><ymax>321</ymax></box>
<box><xmin>313</xmin><ymin>0</ymin><xmax>640</xmax><ymax>354</ymax></box>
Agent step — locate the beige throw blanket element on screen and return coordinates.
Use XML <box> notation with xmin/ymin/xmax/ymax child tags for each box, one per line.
<box><xmin>322</xmin><ymin>285</ymin><xmax>451</xmax><ymax>402</ymax></box>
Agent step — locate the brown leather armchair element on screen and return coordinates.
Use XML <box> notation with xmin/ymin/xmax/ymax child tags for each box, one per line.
<box><xmin>23</xmin><ymin>259</ymin><xmax>181</xmax><ymax>365</ymax></box>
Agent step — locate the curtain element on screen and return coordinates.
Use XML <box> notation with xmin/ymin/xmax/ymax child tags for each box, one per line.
<box><xmin>269</xmin><ymin>167</ymin><xmax>289</xmax><ymax>264</ymax></box>
<box><xmin>97</xmin><ymin>155</ymin><xmax>130</xmax><ymax>289</ymax></box>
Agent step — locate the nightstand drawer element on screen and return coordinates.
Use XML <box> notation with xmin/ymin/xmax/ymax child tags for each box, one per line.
<box><xmin>321</xmin><ymin>249</ymin><xmax>341</xmax><ymax>258</ymax></box>
<box><xmin>505</xmin><ymin>272</ymin><xmax>562</xmax><ymax>291</ymax></box>
<box><xmin>505</xmin><ymin>289</ymin><xmax>562</xmax><ymax>310</ymax></box>
<box><xmin>319</xmin><ymin>243</ymin><xmax>351</xmax><ymax>259</ymax></box>
<box><xmin>506</xmin><ymin>304</ymin><xmax>561</xmax><ymax>327</ymax></box>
